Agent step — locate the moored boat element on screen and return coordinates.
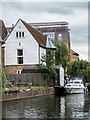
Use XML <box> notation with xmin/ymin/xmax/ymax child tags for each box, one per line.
<box><xmin>64</xmin><ymin>77</ymin><xmax>88</xmax><ymax>94</ymax></box>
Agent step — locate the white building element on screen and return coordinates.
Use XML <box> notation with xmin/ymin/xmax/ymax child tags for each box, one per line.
<box><xmin>3</xmin><ymin>19</ymin><xmax>56</xmax><ymax>74</ymax></box>
<box><xmin>0</xmin><ymin>36</ymin><xmax>3</xmax><ymax>65</ymax></box>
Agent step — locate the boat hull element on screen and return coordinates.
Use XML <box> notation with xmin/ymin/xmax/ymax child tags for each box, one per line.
<box><xmin>65</xmin><ymin>87</ymin><xmax>88</xmax><ymax>94</ymax></box>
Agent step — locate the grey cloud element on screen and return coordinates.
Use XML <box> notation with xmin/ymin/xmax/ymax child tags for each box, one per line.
<box><xmin>70</xmin><ymin>24</ymin><xmax>88</xmax><ymax>44</ymax></box>
<box><xmin>2</xmin><ymin>2</ymin><xmax>88</xmax><ymax>16</ymax></box>
<box><xmin>2</xmin><ymin>2</ymin><xmax>73</xmax><ymax>15</ymax></box>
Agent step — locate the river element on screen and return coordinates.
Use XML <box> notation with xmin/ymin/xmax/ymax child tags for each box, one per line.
<box><xmin>2</xmin><ymin>92</ymin><xmax>90</xmax><ymax>119</ymax></box>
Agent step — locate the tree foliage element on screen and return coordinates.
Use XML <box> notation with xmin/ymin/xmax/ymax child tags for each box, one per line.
<box><xmin>38</xmin><ymin>41</ymin><xmax>70</xmax><ymax>83</ymax></box>
<box><xmin>37</xmin><ymin>49</ymin><xmax>57</xmax><ymax>82</ymax></box>
<box><xmin>0</xmin><ymin>65</ymin><xmax>7</xmax><ymax>88</ymax></box>
<box><xmin>52</xmin><ymin>41</ymin><xmax>70</xmax><ymax>69</ymax></box>
<box><xmin>67</xmin><ymin>60</ymin><xmax>90</xmax><ymax>82</ymax></box>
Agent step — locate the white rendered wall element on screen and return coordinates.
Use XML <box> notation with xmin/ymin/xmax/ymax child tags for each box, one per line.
<box><xmin>40</xmin><ymin>47</ymin><xmax>46</xmax><ymax>65</ymax></box>
<box><xmin>5</xmin><ymin>20</ymin><xmax>39</xmax><ymax>65</ymax></box>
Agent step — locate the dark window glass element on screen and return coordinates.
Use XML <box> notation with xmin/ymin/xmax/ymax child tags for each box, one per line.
<box><xmin>17</xmin><ymin>50</ymin><xmax>23</xmax><ymax>56</ymax></box>
<box><xmin>16</xmin><ymin>32</ymin><xmax>18</xmax><ymax>37</ymax></box>
<box><xmin>19</xmin><ymin>32</ymin><xmax>21</xmax><ymax>37</ymax></box>
<box><xmin>17</xmin><ymin>57</ymin><xmax>23</xmax><ymax>64</ymax></box>
<box><xmin>22</xmin><ymin>32</ymin><xmax>24</xmax><ymax>37</ymax></box>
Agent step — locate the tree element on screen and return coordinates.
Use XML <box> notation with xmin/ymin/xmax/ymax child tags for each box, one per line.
<box><xmin>0</xmin><ymin>65</ymin><xmax>7</xmax><ymax>88</ymax></box>
<box><xmin>52</xmin><ymin>41</ymin><xmax>70</xmax><ymax>69</ymax></box>
<box><xmin>87</xmin><ymin>67</ymin><xmax>90</xmax><ymax>83</ymax></box>
<box><xmin>67</xmin><ymin>60</ymin><xmax>89</xmax><ymax>82</ymax></box>
<box><xmin>37</xmin><ymin>49</ymin><xmax>57</xmax><ymax>84</ymax></box>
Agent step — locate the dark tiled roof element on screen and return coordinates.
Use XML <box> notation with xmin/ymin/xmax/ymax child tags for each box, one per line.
<box><xmin>21</xmin><ymin>19</ymin><xmax>47</xmax><ymax>47</ymax></box>
<box><xmin>0</xmin><ymin>20</ymin><xmax>7</xmax><ymax>40</ymax></box>
<box><xmin>0</xmin><ymin>36</ymin><xmax>4</xmax><ymax>42</ymax></box>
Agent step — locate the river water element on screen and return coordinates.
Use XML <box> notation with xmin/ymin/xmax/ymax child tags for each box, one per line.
<box><xmin>2</xmin><ymin>92</ymin><xmax>90</xmax><ymax>119</ymax></box>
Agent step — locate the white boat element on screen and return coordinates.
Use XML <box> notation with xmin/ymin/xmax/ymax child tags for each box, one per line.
<box><xmin>64</xmin><ymin>77</ymin><xmax>88</xmax><ymax>94</ymax></box>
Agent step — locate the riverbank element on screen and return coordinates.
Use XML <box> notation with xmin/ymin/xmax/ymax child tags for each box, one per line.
<box><xmin>2</xmin><ymin>87</ymin><xmax>54</xmax><ymax>102</ymax></box>
<box><xmin>2</xmin><ymin>92</ymin><xmax>90</xmax><ymax>119</ymax></box>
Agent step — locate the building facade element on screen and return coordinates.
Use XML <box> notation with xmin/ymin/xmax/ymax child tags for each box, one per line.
<box><xmin>1</xmin><ymin>20</ymin><xmax>79</xmax><ymax>75</ymax></box>
<box><xmin>3</xmin><ymin>19</ymin><xmax>56</xmax><ymax>74</ymax></box>
<box><xmin>29</xmin><ymin>22</ymin><xmax>79</xmax><ymax>62</ymax></box>
<box><xmin>6</xmin><ymin>21</ymin><xmax>79</xmax><ymax>63</ymax></box>
<box><xmin>29</xmin><ymin>22</ymin><xmax>70</xmax><ymax>52</ymax></box>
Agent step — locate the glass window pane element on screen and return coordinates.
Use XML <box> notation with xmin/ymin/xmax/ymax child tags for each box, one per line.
<box><xmin>22</xmin><ymin>32</ymin><xmax>24</xmax><ymax>37</ymax></box>
<box><xmin>17</xmin><ymin>50</ymin><xmax>23</xmax><ymax>56</ymax></box>
<box><xmin>19</xmin><ymin>32</ymin><xmax>21</xmax><ymax>37</ymax></box>
<box><xmin>16</xmin><ymin>32</ymin><xmax>18</xmax><ymax>37</ymax></box>
<box><xmin>17</xmin><ymin>57</ymin><xmax>23</xmax><ymax>64</ymax></box>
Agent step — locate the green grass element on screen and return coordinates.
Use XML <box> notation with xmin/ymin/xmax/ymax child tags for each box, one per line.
<box><xmin>31</xmin><ymin>86</ymin><xmax>48</xmax><ymax>88</ymax></box>
<box><xmin>2</xmin><ymin>86</ymin><xmax>29</xmax><ymax>92</ymax></box>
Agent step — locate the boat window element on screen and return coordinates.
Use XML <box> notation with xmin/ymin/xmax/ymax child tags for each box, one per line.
<box><xmin>68</xmin><ymin>82</ymin><xmax>73</xmax><ymax>84</ymax></box>
<box><xmin>67</xmin><ymin>85</ymin><xmax>71</xmax><ymax>86</ymax></box>
<box><xmin>71</xmin><ymin>78</ymin><xmax>76</xmax><ymax>80</ymax></box>
<box><xmin>71</xmin><ymin>78</ymin><xmax>82</xmax><ymax>80</ymax></box>
<box><xmin>73</xmin><ymin>85</ymin><xmax>78</xmax><ymax>86</ymax></box>
<box><xmin>74</xmin><ymin>82</ymin><xmax>80</xmax><ymax>84</ymax></box>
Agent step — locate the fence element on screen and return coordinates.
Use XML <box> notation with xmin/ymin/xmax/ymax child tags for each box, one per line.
<box><xmin>6</xmin><ymin>73</ymin><xmax>53</xmax><ymax>86</ymax></box>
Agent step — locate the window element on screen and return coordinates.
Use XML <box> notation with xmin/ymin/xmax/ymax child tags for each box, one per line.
<box><xmin>43</xmin><ymin>32</ymin><xmax>55</xmax><ymax>40</ymax></box>
<box><xmin>19</xmin><ymin>32</ymin><xmax>21</xmax><ymax>37</ymax></box>
<box><xmin>18</xmin><ymin>49</ymin><xmax>23</xmax><ymax>56</ymax></box>
<box><xmin>17</xmin><ymin>70</ymin><xmax>22</xmax><ymax>74</ymax></box>
<box><xmin>74</xmin><ymin>82</ymin><xmax>80</xmax><ymax>84</ymax></box>
<box><xmin>17</xmin><ymin>49</ymin><xmax>23</xmax><ymax>64</ymax></box>
<box><xmin>16</xmin><ymin>32</ymin><xmax>24</xmax><ymax>38</ymax></box>
<box><xmin>17</xmin><ymin>57</ymin><xmax>23</xmax><ymax>64</ymax></box>
<box><xmin>22</xmin><ymin>32</ymin><xmax>24</xmax><ymax>37</ymax></box>
<box><xmin>58</xmin><ymin>34</ymin><xmax>62</xmax><ymax>41</ymax></box>
<box><xmin>16</xmin><ymin>32</ymin><xmax>18</xmax><ymax>37</ymax></box>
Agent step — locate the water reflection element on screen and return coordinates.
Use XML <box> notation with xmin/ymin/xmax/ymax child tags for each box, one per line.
<box><xmin>2</xmin><ymin>93</ymin><xmax>90</xmax><ymax>119</ymax></box>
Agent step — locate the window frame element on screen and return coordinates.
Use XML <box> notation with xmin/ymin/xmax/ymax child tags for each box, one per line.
<box><xmin>17</xmin><ymin>49</ymin><xmax>23</xmax><ymax>65</ymax></box>
<box><xmin>58</xmin><ymin>33</ymin><xmax>62</xmax><ymax>41</ymax></box>
<box><xmin>16</xmin><ymin>32</ymin><xmax>25</xmax><ymax>38</ymax></box>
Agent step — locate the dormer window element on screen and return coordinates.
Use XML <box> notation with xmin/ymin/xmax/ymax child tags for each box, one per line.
<box><xmin>16</xmin><ymin>32</ymin><xmax>25</xmax><ymax>38</ymax></box>
<box><xmin>16</xmin><ymin>32</ymin><xmax>18</xmax><ymax>37</ymax></box>
<box><xmin>22</xmin><ymin>32</ymin><xmax>24</xmax><ymax>37</ymax></box>
<box><xmin>19</xmin><ymin>32</ymin><xmax>21</xmax><ymax>37</ymax></box>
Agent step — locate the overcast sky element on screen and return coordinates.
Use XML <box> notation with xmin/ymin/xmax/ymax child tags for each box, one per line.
<box><xmin>0</xmin><ymin>1</ymin><xmax>89</xmax><ymax>61</ymax></box>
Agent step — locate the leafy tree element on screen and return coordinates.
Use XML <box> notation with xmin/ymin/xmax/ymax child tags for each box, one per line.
<box><xmin>37</xmin><ymin>49</ymin><xmax>57</xmax><ymax>85</ymax></box>
<box><xmin>0</xmin><ymin>65</ymin><xmax>7</xmax><ymax>88</ymax></box>
<box><xmin>67</xmin><ymin>60</ymin><xmax>89</xmax><ymax>82</ymax></box>
<box><xmin>52</xmin><ymin>41</ymin><xmax>70</xmax><ymax>69</ymax></box>
<box><xmin>87</xmin><ymin>67</ymin><xmax>90</xmax><ymax>82</ymax></box>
